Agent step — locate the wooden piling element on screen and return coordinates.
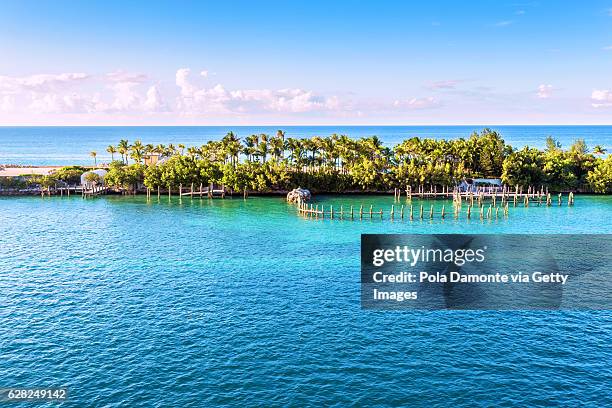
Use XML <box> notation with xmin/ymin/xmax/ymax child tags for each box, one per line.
<box><xmin>391</xmin><ymin>204</ymin><xmax>394</xmax><ymax>220</ymax></box>
<box><xmin>410</xmin><ymin>205</ymin><xmax>414</xmax><ymax>220</ymax></box>
<box><xmin>420</xmin><ymin>204</ymin><xmax>424</xmax><ymax>219</ymax></box>
<box><xmin>359</xmin><ymin>205</ymin><xmax>363</xmax><ymax>220</ymax></box>
<box><xmin>441</xmin><ymin>205</ymin><xmax>445</xmax><ymax>219</ymax></box>
<box><xmin>400</xmin><ymin>205</ymin><xmax>404</xmax><ymax>219</ymax></box>
<box><xmin>429</xmin><ymin>205</ymin><xmax>434</xmax><ymax>219</ymax></box>
<box><xmin>467</xmin><ymin>205</ymin><xmax>471</xmax><ymax>219</ymax></box>
<box><xmin>350</xmin><ymin>205</ymin><xmax>354</xmax><ymax>219</ymax></box>
<box><xmin>369</xmin><ymin>205</ymin><xmax>373</xmax><ymax>219</ymax></box>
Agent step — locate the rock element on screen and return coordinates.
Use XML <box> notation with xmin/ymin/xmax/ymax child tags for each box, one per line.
<box><xmin>287</xmin><ymin>187</ymin><xmax>311</xmax><ymax>203</ymax></box>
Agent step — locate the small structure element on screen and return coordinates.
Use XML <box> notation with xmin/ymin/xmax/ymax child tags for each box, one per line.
<box><xmin>458</xmin><ymin>178</ymin><xmax>503</xmax><ymax>193</ymax></box>
<box><xmin>287</xmin><ymin>187</ymin><xmax>311</xmax><ymax>204</ymax></box>
<box><xmin>80</xmin><ymin>169</ymin><xmax>107</xmax><ymax>187</ymax></box>
<box><xmin>144</xmin><ymin>153</ymin><xmax>161</xmax><ymax>166</ymax></box>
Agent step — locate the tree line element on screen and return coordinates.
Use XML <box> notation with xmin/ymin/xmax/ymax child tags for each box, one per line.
<box><xmin>3</xmin><ymin>129</ymin><xmax>609</xmax><ymax>193</ymax></box>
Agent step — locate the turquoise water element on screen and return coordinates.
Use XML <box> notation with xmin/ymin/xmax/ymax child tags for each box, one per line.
<box><xmin>1</xmin><ymin>195</ymin><xmax>611</xmax><ymax>406</ymax></box>
<box><xmin>1</xmin><ymin>125</ymin><xmax>611</xmax><ymax>165</ymax></box>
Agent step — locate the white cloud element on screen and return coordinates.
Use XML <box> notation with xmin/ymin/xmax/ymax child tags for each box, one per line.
<box><xmin>144</xmin><ymin>85</ymin><xmax>166</xmax><ymax>111</ymax></box>
<box><xmin>536</xmin><ymin>84</ymin><xmax>553</xmax><ymax>99</ymax></box>
<box><xmin>603</xmin><ymin>45</ymin><xmax>612</xmax><ymax>51</ymax></box>
<box><xmin>516</xmin><ymin>10</ymin><xmax>526</xmax><ymax>15</ymax></box>
<box><xmin>0</xmin><ymin>71</ymin><xmax>171</xmax><ymax>115</ymax></box>
<box><xmin>0</xmin><ymin>72</ymin><xmax>89</xmax><ymax>92</ymax></box>
<box><xmin>200</xmin><ymin>70</ymin><xmax>209</xmax><ymax>77</ymax></box>
<box><xmin>591</xmin><ymin>89</ymin><xmax>612</xmax><ymax>108</ymax></box>
<box><xmin>174</xmin><ymin>68</ymin><xmax>340</xmax><ymax>115</ymax></box>
<box><xmin>0</xmin><ymin>94</ymin><xmax>15</xmax><ymax>111</ymax></box>
<box><xmin>109</xmin><ymin>81</ymin><xmax>141</xmax><ymax>111</ymax></box>
<box><xmin>393</xmin><ymin>96</ymin><xmax>440</xmax><ymax>110</ymax></box>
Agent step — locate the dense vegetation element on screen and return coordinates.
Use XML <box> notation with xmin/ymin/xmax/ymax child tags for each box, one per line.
<box><xmin>2</xmin><ymin>130</ymin><xmax>610</xmax><ymax>193</ymax></box>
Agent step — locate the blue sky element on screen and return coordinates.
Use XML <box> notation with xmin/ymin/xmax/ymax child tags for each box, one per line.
<box><xmin>0</xmin><ymin>0</ymin><xmax>611</xmax><ymax>124</ymax></box>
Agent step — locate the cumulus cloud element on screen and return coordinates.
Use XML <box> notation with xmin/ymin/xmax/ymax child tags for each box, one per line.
<box><xmin>536</xmin><ymin>84</ymin><xmax>553</xmax><ymax>99</ymax></box>
<box><xmin>0</xmin><ymin>72</ymin><xmax>89</xmax><ymax>92</ymax></box>
<box><xmin>0</xmin><ymin>71</ymin><xmax>170</xmax><ymax>115</ymax></box>
<box><xmin>144</xmin><ymin>85</ymin><xmax>166</xmax><ymax>111</ymax></box>
<box><xmin>0</xmin><ymin>94</ymin><xmax>15</xmax><ymax>111</ymax></box>
<box><xmin>591</xmin><ymin>89</ymin><xmax>612</xmax><ymax>108</ymax></box>
<box><xmin>174</xmin><ymin>68</ymin><xmax>340</xmax><ymax>115</ymax></box>
<box><xmin>393</xmin><ymin>96</ymin><xmax>440</xmax><ymax>110</ymax></box>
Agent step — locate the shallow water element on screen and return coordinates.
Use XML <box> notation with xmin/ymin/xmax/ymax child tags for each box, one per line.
<box><xmin>1</xmin><ymin>194</ymin><xmax>611</xmax><ymax>406</ymax></box>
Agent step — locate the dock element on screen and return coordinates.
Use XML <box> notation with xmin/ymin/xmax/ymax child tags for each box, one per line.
<box><xmin>146</xmin><ymin>183</ymin><xmax>227</xmax><ymax>199</ymax></box>
<box><xmin>296</xmin><ymin>187</ymin><xmax>575</xmax><ymax>222</ymax></box>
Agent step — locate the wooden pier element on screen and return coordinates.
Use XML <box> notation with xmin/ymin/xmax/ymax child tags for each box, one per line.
<box><xmin>296</xmin><ymin>189</ymin><xmax>575</xmax><ymax>222</ymax></box>
<box><xmin>297</xmin><ymin>201</ymin><xmax>510</xmax><ymax>221</ymax></box>
<box><xmin>392</xmin><ymin>185</ymin><xmax>575</xmax><ymax>207</ymax></box>
<box><xmin>146</xmin><ymin>183</ymin><xmax>227</xmax><ymax>199</ymax></box>
<box><xmin>54</xmin><ymin>185</ymin><xmax>108</xmax><ymax>198</ymax></box>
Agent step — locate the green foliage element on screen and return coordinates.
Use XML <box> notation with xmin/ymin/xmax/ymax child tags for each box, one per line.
<box><xmin>84</xmin><ymin>172</ymin><xmax>101</xmax><ymax>185</ymax></box>
<box><xmin>502</xmin><ymin>147</ymin><xmax>545</xmax><ymax>186</ymax></box>
<box><xmin>28</xmin><ymin>174</ymin><xmax>58</xmax><ymax>189</ymax></box>
<box><xmin>96</xmin><ymin>131</ymin><xmax>609</xmax><ymax>194</ymax></box>
<box><xmin>105</xmin><ymin>161</ymin><xmax>144</xmax><ymax>192</ymax></box>
<box><xmin>587</xmin><ymin>155</ymin><xmax>612</xmax><ymax>193</ymax></box>
<box><xmin>0</xmin><ymin>176</ymin><xmax>28</xmax><ymax>190</ymax></box>
<box><xmin>52</xmin><ymin>166</ymin><xmax>87</xmax><ymax>184</ymax></box>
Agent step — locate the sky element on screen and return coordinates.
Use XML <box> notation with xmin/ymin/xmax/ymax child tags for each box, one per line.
<box><xmin>0</xmin><ymin>0</ymin><xmax>611</xmax><ymax>125</ymax></box>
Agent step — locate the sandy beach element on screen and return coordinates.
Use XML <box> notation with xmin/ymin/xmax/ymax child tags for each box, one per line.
<box><xmin>0</xmin><ymin>166</ymin><xmax>62</xmax><ymax>177</ymax></box>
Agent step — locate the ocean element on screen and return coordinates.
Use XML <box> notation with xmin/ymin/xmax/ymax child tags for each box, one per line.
<box><xmin>1</xmin><ymin>194</ymin><xmax>611</xmax><ymax>406</ymax></box>
<box><xmin>1</xmin><ymin>125</ymin><xmax>611</xmax><ymax>166</ymax></box>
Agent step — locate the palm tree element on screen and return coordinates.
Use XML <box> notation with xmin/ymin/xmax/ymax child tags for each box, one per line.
<box><xmin>130</xmin><ymin>140</ymin><xmax>145</xmax><ymax>164</ymax></box>
<box><xmin>276</xmin><ymin>130</ymin><xmax>286</xmax><ymax>159</ymax></box>
<box><xmin>593</xmin><ymin>145</ymin><xmax>607</xmax><ymax>156</ymax></box>
<box><xmin>106</xmin><ymin>145</ymin><xmax>117</xmax><ymax>161</ymax></box>
<box><xmin>257</xmin><ymin>136</ymin><xmax>269</xmax><ymax>163</ymax></box>
<box><xmin>90</xmin><ymin>151</ymin><xmax>98</xmax><ymax>166</ymax></box>
<box><xmin>178</xmin><ymin>144</ymin><xmax>186</xmax><ymax>155</ymax></box>
<box><xmin>118</xmin><ymin>139</ymin><xmax>129</xmax><ymax>163</ymax></box>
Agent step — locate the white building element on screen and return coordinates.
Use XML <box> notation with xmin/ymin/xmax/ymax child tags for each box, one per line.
<box><xmin>458</xmin><ymin>178</ymin><xmax>503</xmax><ymax>193</ymax></box>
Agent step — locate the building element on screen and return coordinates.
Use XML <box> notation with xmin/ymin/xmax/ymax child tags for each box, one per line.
<box><xmin>458</xmin><ymin>178</ymin><xmax>503</xmax><ymax>193</ymax></box>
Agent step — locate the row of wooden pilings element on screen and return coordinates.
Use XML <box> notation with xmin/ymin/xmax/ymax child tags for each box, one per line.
<box><xmin>145</xmin><ymin>183</ymin><xmax>226</xmax><ymax>199</ymax></box>
<box><xmin>298</xmin><ymin>201</ymin><xmax>510</xmax><ymax>221</ymax></box>
<box><xmin>391</xmin><ymin>186</ymin><xmax>575</xmax><ymax>207</ymax></box>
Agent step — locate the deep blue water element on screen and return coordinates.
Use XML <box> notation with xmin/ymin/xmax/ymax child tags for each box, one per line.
<box><xmin>0</xmin><ymin>125</ymin><xmax>611</xmax><ymax>165</ymax></box>
<box><xmin>1</xmin><ymin>194</ymin><xmax>611</xmax><ymax>406</ymax></box>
